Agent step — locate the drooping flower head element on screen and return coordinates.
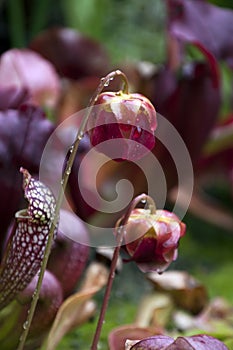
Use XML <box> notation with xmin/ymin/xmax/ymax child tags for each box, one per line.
<box><xmin>88</xmin><ymin>91</ymin><xmax>157</xmax><ymax>161</ymax></box>
<box><xmin>121</xmin><ymin>208</ymin><xmax>186</xmax><ymax>273</ymax></box>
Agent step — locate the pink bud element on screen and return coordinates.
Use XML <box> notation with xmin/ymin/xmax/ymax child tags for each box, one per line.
<box><xmin>88</xmin><ymin>92</ymin><xmax>157</xmax><ymax>161</ymax></box>
<box><xmin>122</xmin><ymin>208</ymin><xmax>186</xmax><ymax>273</ymax></box>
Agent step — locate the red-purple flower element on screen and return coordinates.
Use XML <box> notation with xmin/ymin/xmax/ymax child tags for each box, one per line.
<box><xmin>88</xmin><ymin>91</ymin><xmax>157</xmax><ymax>161</ymax></box>
<box><xmin>121</xmin><ymin>208</ymin><xmax>186</xmax><ymax>273</ymax></box>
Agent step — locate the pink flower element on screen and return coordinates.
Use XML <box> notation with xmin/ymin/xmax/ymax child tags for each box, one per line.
<box><xmin>122</xmin><ymin>208</ymin><xmax>186</xmax><ymax>273</ymax></box>
<box><xmin>88</xmin><ymin>91</ymin><xmax>157</xmax><ymax>161</ymax></box>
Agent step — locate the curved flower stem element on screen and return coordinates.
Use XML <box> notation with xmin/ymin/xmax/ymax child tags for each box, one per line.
<box><xmin>90</xmin><ymin>193</ymin><xmax>156</xmax><ymax>350</ymax></box>
<box><xmin>17</xmin><ymin>70</ymin><xmax>129</xmax><ymax>350</ymax></box>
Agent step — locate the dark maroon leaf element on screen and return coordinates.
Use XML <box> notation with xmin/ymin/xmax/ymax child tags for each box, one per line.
<box><xmin>29</xmin><ymin>27</ymin><xmax>110</xmax><ymax>79</ymax></box>
<box><xmin>47</xmin><ymin>209</ymin><xmax>90</xmax><ymax>297</ymax></box>
<box><xmin>0</xmin><ymin>104</ymin><xmax>54</xmax><ymax>240</ymax></box>
<box><xmin>18</xmin><ymin>270</ymin><xmax>63</xmax><ymax>337</ymax></box>
<box><xmin>150</xmin><ymin>62</ymin><xmax>221</xmax><ymax>175</ymax></box>
<box><xmin>166</xmin><ymin>0</ymin><xmax>233</xmax><ymax>68</ymax></box>
<box><xmin>66</xmin><ymin>135</ymin><xmax>99</xmax><ymax>220</ymax></box>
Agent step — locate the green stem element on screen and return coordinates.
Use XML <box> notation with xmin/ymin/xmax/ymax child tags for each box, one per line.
<box><xmin>17</xmin><ymin>69</ymin><xmax>129</xmax><ymax>350</ymax></box>
<box><xmin>90</xmin><ymin>193</ymin><xmax>156</xmax><ymax>350</ymax></box>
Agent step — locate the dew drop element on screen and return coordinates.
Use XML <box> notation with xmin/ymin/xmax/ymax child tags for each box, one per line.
<box><xmin>66</xmin><ymin>167</ymin><xmax>71</xmax><ymax>176</ymax></box>
<box><xmin>77</xmin><ymin>131</ymin><xmax>84</xmax><ymax>141</ymax></box>
<box><xmin>23</xmin><ymin>321</ymin><xmax>28</xmax><ymax>330</ymax></box>
<box><xmin>141</xmin><ymin>198</ymin><xmax>147</xmax><ymax>204</ymax></box>
<box><xmin>104</xmin><ymin>81</ymin><xmax>109</xmax><ymax>87</ymax></box>
<box><xmin>32</xmin><ymin>290</ymin><xmax>38</xmax><ymax>300</ymax></box>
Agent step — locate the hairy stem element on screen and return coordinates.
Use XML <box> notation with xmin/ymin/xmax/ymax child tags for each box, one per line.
<box><xmin>17</xmin><ymin>70</ymin><xmax>129</xmax><ymax>349</ymax></box>
<box><xmin>90</xmin><ymin>193</ymin><xmax>156</xmax><ymax>350</ymax></box>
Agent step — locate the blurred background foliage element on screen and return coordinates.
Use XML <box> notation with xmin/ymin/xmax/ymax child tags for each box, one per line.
<box><xmin>1</xmin><ymin>0</ymin><xmax>166</xmax><ymax>63</ymax></box>
<box><xmin>1</xmin><ymin>0</ymin><xmax>233</xmax><ymax>349</ymax></box>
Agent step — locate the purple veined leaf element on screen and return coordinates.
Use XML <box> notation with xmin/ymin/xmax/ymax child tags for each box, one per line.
<box><xmin>166</xmin><ymin>0</ymin><xmax>233</xmax><ymax>69</ymax></box>
<box><xmin>29</xmin><ymin>27</ymin><xmax>110</xmax><ymax>80</ymax></box>
<box><xmin>129</xmin><ymin>335</ymin><xmax>174</xmax><ymax>349</ymax></box>
<box><xmin>0</xmin><ymin>48</ymin><xmax>60</xmax><ymax>107</ymax></box>
<box><xmin>0</xmin><ymin>168</ymin><xmax>57</xmax><ymax>310</ymax></box>
<box><xmin>129</xmin><ymin>334</ymin><xmax>229</xmax><ymax>350</ymax></box>
<box><xmin>166</xmin><ymin>334</ymin><xmax>229</xmax><ymax>350</ymax></box>
<box><xmin>0</xmin><ymin>103</ymin><xmax>55</xmax><ymax>241</ymax></box>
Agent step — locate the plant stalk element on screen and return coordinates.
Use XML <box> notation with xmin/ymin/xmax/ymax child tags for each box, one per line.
<box><xmin>17</xmin><ymin>69</ymin><xmax>129</xmax><ymax>350</ymax></box>
<box><xmin>90</xmin><ymin>193</ymin><xmax>156</xmax><ymax>350</ymax></box>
